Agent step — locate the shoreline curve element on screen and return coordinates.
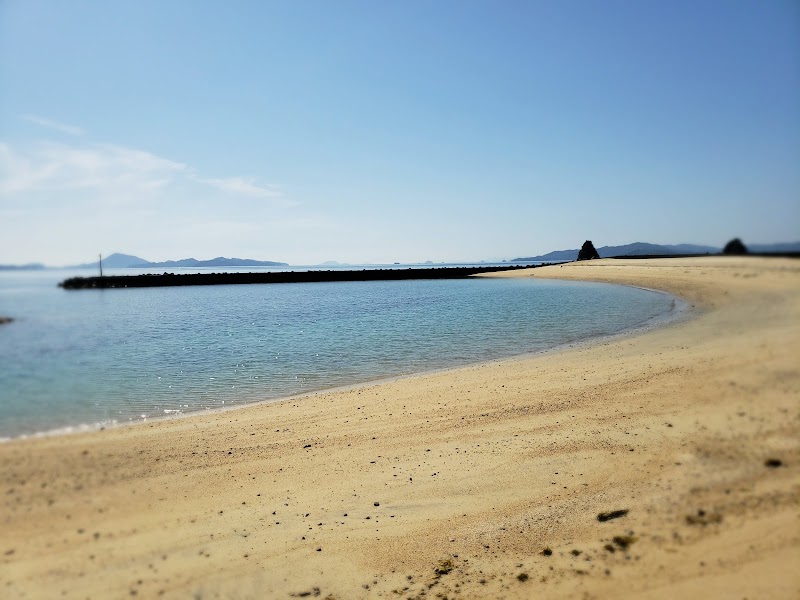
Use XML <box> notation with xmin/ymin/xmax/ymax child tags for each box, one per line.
<box><xmin>3</xmin><ymin>279</ymin><xmax>687</xmax><ymax>443</ymax></box>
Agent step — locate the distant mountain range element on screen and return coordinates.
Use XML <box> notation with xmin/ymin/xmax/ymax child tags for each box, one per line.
<box><xmin>2</xmin><ymin>243</ymin><xmax>798</xmax><ymax>271</ymax></box>
<box><xmin>512</xmin><ymin>241</ymin><xmax>800</xmax><ymax>262</ymax></box>
<box><xmin>748</xmin><ymin>242</ymin><xmax>800</xmax><ymax>253</ymax></box>
<box><xmin>74</xmin><ymin>253</ymin><xmax>288</xmax><ymax>269</ymax></box>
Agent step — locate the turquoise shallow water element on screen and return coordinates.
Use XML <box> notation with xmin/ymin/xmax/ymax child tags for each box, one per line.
<box><xmin>0</xmin><ymin>267</ymin><xmax>677</xmax><ymax>438</ymax></box>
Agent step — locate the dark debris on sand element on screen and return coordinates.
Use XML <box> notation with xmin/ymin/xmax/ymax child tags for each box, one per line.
<box><xmin>597</xmin><ymin>509</ymin><xmax>629</xmax><ymax>522</ymax></box>
<box><xmin>433</xmin><ymin>558</ymin><xmax>454</xmax><ymax>576</ymax></box>
<box><xmin>686</xmin><ymin>509</ymin><xmax>723</xmax><ymax>526</ymax></box>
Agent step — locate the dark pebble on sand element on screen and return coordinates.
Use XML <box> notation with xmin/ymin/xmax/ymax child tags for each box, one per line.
<box><xmin>765</xmin><ymin>458</ymin><xmax>783</xmax><ymax>468</ymax></box>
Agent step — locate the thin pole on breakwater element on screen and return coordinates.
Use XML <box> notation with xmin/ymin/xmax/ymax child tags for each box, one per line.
<box><xmin>99</xmin><ymin>254</ymin><xmax>103</xmax><ymax>278</ymax></box>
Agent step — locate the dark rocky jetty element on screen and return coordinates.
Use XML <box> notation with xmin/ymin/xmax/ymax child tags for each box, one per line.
<box><xmin>577</xmin><ymin>240</ymin><xmax>600</xmax><ymax>261</ymax></box>
<box><xmin>723</xmin><ymin>238</ymin><xmax>748</xmax><ymax>255</ymax></box>
<box><xmin>59</xmin><ymin>264</ymin><xmax>547</xmax><ymax>290</ymax></box>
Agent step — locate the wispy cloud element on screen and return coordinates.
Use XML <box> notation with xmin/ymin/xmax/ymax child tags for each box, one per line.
<box><xmin>197</xmin><ymin>176</ymin><xmax>295</xmax><ymax>206</ymax></box>
<box><xmin>0</xmin><ymin>139</ymin><xmax>292</xmax><ymax>207</ymax></box>
<box><xmin>0</xmin><ymin>141</ymin><xmax>186</xmax><ymax>195</ymax></box>
<box><xmin>22</xmin><ymin>114</ymin><xmax>84</xmax><ymax>136</ymax></box>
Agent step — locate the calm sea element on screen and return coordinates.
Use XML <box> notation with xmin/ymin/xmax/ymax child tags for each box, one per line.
<box><xmin>0</xmin><ymin>266</ymin><xmax>679</xmax><ymax>439</ymax></box>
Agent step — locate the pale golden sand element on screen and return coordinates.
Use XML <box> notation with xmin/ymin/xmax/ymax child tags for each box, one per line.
<box><xmin>2</xmin><ymin>257</ymin><xmax>798</xmax><ymax>599</ymax></box>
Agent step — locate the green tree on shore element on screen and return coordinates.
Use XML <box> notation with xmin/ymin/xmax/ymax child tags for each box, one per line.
<box><xmin>577</xmin><ymin>240</ymin><xmax>600</xmax><ymax>261</ymax></box>
<box><xmin>723</xmin><ymin>238</ymin><xmax>748</xmax><ymax>255</ymax></box>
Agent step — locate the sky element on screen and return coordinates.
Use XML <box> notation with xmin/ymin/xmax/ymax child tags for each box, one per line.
<box><xmin>1</xmin><ymin>0</ymin><xmax>798</xmax><ymax>266</ymax></box>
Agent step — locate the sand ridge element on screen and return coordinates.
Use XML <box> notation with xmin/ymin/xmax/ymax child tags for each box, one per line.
<box><xmin>1</xmin><ymin>257</ymin><xmax>798</xmax><ymax>599</ymax></box>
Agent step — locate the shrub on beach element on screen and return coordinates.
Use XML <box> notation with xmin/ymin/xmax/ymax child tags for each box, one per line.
<box><xmin>723</xmin><ymin>238</ymin><xmax>748</xmax><ymax>255</ymax></box>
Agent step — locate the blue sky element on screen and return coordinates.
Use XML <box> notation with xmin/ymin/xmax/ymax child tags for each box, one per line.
<box><xmin>1</xmin><ymin>0</ymin><xmax>798</xmax><ymax>265</ymax></box>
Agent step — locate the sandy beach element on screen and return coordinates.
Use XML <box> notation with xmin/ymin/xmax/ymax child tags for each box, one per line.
<box><xmin>1</xmin><ymin>257</ymin><xmax>798</xmax><ymax>599</ymax></box>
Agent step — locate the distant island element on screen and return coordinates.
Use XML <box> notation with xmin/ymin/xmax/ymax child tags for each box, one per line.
<box><xmin>319</xmin><ymin>260</ymin><xmax>350</xmax><ymax>266</ymax></box>
<box><xmin>513</xmin><ymin>241</ymin><xmax>800</xmax><ymax>262</ymax></box>
<box><xmin>0</xmin><ymin>263</ymin><xmax>45</xmax><ymax>271</ymax></box>
<box><xmin>73</xmin><ymin>253</ymin><xmax>288</xmax><ymax>269</ymax></box>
